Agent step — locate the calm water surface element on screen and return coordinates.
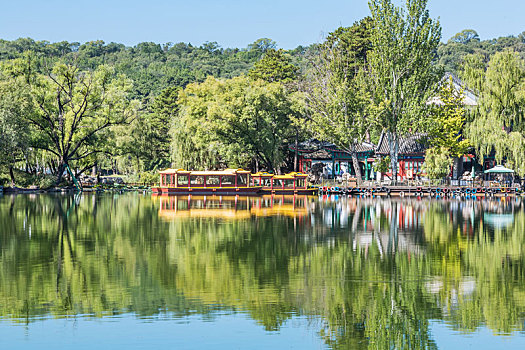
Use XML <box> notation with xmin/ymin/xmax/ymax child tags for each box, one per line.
<box><xmin>1</xmin><ymin>193</ymin><xmax>525</xmax><ymax>349</ymax></box>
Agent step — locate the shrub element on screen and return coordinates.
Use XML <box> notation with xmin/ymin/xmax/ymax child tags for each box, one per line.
<box><xmin>139</xmin><ymin>171</ymin><xmax>158</xmax><ymax>185</ymax></box>
<box><xmin>38</xmin><ymin>175</ymin><xmax>58</xmax><ymax>189</ymax></box>
<box><xmin>423</xmin><ymin>147</ymin><xmax>452</xmax><ymax>179</ymax></box>
<box><xmin>374</xmin><ymin>156</ymin><xmax>391</xmax><ymax>173</ymax></box>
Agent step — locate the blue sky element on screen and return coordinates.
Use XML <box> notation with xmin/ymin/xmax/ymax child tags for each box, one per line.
<box><xmin>0</xmin><ymin>0</ymin><xmax>524</xmax><ymax>48</ymax></box>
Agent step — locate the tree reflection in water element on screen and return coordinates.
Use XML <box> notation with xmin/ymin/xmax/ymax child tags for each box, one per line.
<box><xmin>0</xmin><ymin>193</ymin><xmax>524</xmax><ymax>349</ymax></box>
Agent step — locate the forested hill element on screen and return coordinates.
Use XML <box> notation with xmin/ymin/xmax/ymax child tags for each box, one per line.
<box><xmin>0</xmin><ymin>30</ymin><xmax>524</xmax><ymax>99</ymax></box>
<box><xmin>437</xmin><ymin>29</ymin><xmax>525</xmax><ymax>73</ymax></box>
<box><xmin>0</xmin><ymin>37</ymin><xmax>309</xmax><ymax>100</ymax></box>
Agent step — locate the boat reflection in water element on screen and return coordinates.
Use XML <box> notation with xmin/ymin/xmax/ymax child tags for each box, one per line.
<box><xmin>155</xmin><ymin>194</ymin><xmax>313</xmax><ymax>220</ymax></box>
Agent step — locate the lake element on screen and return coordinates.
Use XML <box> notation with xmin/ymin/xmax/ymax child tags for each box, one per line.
<box><xmin>1</xmin><ymin>193</ymin><xmax>524</xmax><ymax>349</ymax></box>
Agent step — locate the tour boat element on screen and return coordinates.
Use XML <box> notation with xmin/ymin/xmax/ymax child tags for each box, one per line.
<box><xmin>251</xmin><ymin>172</ymin><xmax>318</xmax><ymax>195</ymax></box>
<box><xmin>152</xmin><ymin>168</ymin><xmax>262</xmax><ymax>195</ymax></box>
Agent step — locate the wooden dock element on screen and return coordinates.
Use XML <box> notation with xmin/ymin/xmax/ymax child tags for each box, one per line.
<box><xmin>318</xmin><ymin>185</ymin><xmax>522</xmax><ymax>197</ymax></box>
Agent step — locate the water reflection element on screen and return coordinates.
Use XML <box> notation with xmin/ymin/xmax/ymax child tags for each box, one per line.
<box><xmin>156</xmin><ymin>195</ymin><xmax>310</xmax><ymax>219</ymax></box>
<box><xmin>0</xmin><ymin>193</ymin><xmax>524</xmax><ymax>349</ymax></box>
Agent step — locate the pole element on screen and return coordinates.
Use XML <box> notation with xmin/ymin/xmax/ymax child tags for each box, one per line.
<box><xmin>65</xmin><ymin>164</ymin><xmax>83</xmax><ymax>192</ymax></box>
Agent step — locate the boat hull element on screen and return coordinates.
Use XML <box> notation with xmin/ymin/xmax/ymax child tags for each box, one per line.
<box><xmin>152</xmin><ymin>186</ymin><xmax>262</xmax><ymax>195</ymax></box>
<box><xmin>260</xmin><ymin>188</ymin><xmax>318</xmax><ymax>195</ymax></box>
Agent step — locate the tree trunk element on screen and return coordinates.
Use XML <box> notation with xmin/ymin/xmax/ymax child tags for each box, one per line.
<box><xmin>388</xmin><ymin>132</ymin><xmax>399</xmax><ymax>185</ymax></box>
<box><xmin>350</xmin><ymin>146</ymin><xmax>363</xmax><ymax>186</ymax></box>
<box><xmin>452</xmin><ymin>156</ymin><xmax>463</xmax><ymax>180</ymax></box>
<box><xmin>56</xmin><ymin>161</ymin><xmax>66</xmax><ymax>185</ymax></box>
<box><xmin>92</xmin><ymin>161</ymin><xmax>98</xmax><ymax>177</ymax></box>
<box><xmin>9</xmin><ymin>166</ymin><xmax>16</xmax><ymax>187</ymax></box>
<box><xmin>294</xmin><ymin>129</ymin><xmax>298</xmax><ymax>172</ymax></box>
<box><xmin>388</xmin><ymin>201</ymin><xmax>399</xmax><ymax>255</ymax></box>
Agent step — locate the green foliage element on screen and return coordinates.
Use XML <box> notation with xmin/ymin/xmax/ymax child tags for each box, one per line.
<box><xmin>1</xmin><ymin>28</ymin><xmax>525</xmax><ymax>180</ymax></box>
<box><xmin>366</xmin><ymin>0</ymin><xmax>442</xmax><ymax>179</ymax></box>
<box><xmin>115</xmin><ymin>86</ymin><xmax>179</xmax><ymax>173</ymax></box>
<box><xmin>437</xmin><ymin>30</ymin><xmax>525</xmax><ymax>74</ymax></box>
<box><xmin>323</xmin><ymin>17</ymin><xmax>373</xmax><ymax>72</ymax></box>
<box><xmin>303</xmin><ymin>18</ymin><xmax>373</xmax><ymax>181</ymax></box>
<box><xmin>123</xmin><ymin>171</ymin><xmax>158</xmax><ymax>185</ymax></box>
<box><xmin>2</xmin><ymin>61</ymin><xmax>139</xmax><ymax>182</ymax></box>
<box><xmin>428</xmin><ymin>77</ymin><xmax>470</xmax><ymax>157</ymax></box>
<box><xmin>248</xmin><ymin>49</ymin><xmax>299</xmax><ymax>84</ymax></box>
<box><xmin>172</xmin><ymin>76</ymin><xmax>294</xmax><ymax>172</ymax></box>
<box><xmin>3</xmin><ymin>170</ymin><xmax>57</xmax><ymax>188</ymax></box>
<box><xmin>462</xmin><ymin>50</ymin><xmax>525</xmax><ymax>175</ymax></box>
<box><xmin>0</xmin><ymin>174</ymin><xmax>8</xmax><ymax>186</ymax></box>
<box><xmin>423</xmin><ymin>146</ymin><xmax>452</xmax><ymax>179</ymax></box>
<box><xmin>373</xmin><ymin>156</ymin><xmax>391</xmax><ymax>173</ymax></box>
<box><xmin>37</xmin><ymin>174</ymin><xmax>58</xmax><ymax>189</ymax></box>
<box><xmin>0</xmin><ymin>71</ymin><xmax>32</xmax><ymax>184</ymax></box>
<box><xmin>449</xmin><ymin>29</ymin><xmax>480</xmax><ymax>44</ymax></box>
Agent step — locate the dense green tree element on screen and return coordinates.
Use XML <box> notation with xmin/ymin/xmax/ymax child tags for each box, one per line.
<box><xmin>1</xmin><ymin>30</ymin><xmax>525</xmax><ymax>180</ymax></box>
<box><xmin>428</xmin><ymin>77</ymin><xmax>470</xmax><ymax>156</ymax></box>
<box><xmin>114</xmin><ymin>85</ymin><xmax>179</xmax><ymax>173</ymax></box>
<box><xmin>366</xmin><ymin>0</ymin><xmax>442</xmax><ymax>182</ymax></box>
<box><xmin>323</xmin><ymin>17</ymin><xmax>373</xmax><ymax>72</ymax></box>
<box><xmin>437</xmin><ymin>30</ymin><xmax>525</xmax><ymax>74</ymax></box>
<box><xmin>462</xmin><ymin>50</ymin><xmax>525</xmax><ymax>174</ymax></box>
<box><xmin>303</xmin><ymin>18</ymin><xmax>373</xmax><ymax>183</ymax></box>
<box><xmin>0</xmin><ymin>75</ymin><xmax>32</xmax><ymax>185</ymax></box>
<box><xmin>449</xmin><ymin>29</ymin><xmax>480</xmax><ymax>44</ymax></box>
<box><xmin>423</xmin><ymin>146</ymin><xmax>452</xmax><ymax>179</ymax></box>
<box><xmin>172</xmin><ymin>76</ymin><xmax>294</xmax><ymax>172</ymax></box>
<box><xmin>3</xmin><ymin>60</ymin><xmax>139</xmax><ymax>183</ymax></box>
<box><xmin>248</xmin><ymin>48</ymin><xmax>299</xmax><ymax>84</ymax></box>
<box><xmin>247</xmin><ymin>38</ymin><xmax>277</xmax><ymax>54</ymax></box>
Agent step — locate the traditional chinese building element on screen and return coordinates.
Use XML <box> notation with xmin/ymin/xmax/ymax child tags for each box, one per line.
<box><xmin>289</xmin><ymin>139</ymin><xmax>376</xmax><ymax>180</ymax></box>
<box><xmin>375</xmin><ymin>133</ymin><xmax>429</xmax><ymax>182</ymax></box>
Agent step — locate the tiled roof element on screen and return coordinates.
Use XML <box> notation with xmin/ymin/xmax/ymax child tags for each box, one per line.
<box><xmin>376</xmin><ymin>132</ymin><xmax>429</xmax><ymax>156</ymax></box>
<box><xmin>291</xmin><ymin>139</ymin><xmax>376</xmax><ymax>157</ymax></box>
<box><xmin>305</xmin><ymin>148</ymin><xmax>332</xmax><ymax>160</ymax></box>
<box><xmin>356</xmin><ymin>141</ymin><xmax>376</xmax><ymax>153</ymax></box>
<box><xmin>427</xmin><ymin>72</ymin><xmax>478</xmax><ymax>106</ymax></box>
<box><xmin>291</xmin><ymin>139</ymin><xmax>335</xmax><ymax>152</ymax></box>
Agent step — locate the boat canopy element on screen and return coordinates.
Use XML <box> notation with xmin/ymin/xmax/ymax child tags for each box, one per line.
<box><xmin>252</xmin><ymin>172</ymin><xmax>308</xmax><ymax>179</ymax></box>
<box><xmin>274</xmin><ymin>172</ymin><xmax>308</xmax><ymax>179</ymax></box>
<box><xmin>252</xmin><ymin>172</ymin><xmax>274</xmax><ymax>177</ymax></box>
<box><xmin>159</xmin><ymin>168</ymin><xmax>250</xmax><ymax>175</ymax></box>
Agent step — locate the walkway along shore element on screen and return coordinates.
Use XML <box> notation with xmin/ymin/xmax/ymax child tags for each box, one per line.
<box><xmin>318</xmin><ymin>185</ymin><xmax>522</xmax><ymax>198</ymax></box>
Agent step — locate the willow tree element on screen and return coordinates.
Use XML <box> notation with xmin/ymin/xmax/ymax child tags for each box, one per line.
<box><xmin>3</xmin><ymin>60</ymin><xmax>139</xmax><ymax>183</ymax></box>
<box><xmin>304</xmin><ymin>18</ymin><xmax>373</xmax><ymax>184</ymax></box>
<box><xmin>172</xmin><ymin>76</ymin><xmax>293</xmax><ymax>172</ymax></box>
<box><xmin>0</xmin><ymin>75</ymin><xmax>32</xmax><ymax>186</ymax></box>
<box><xmin>462</xmin><ymin>51</ymin><xmax>525</xmax><ymax>175</ymax></box>
<box><xmin>366</xmin><ymin>0</ymin><xmax>442</xmax><ymax>182</ymax></box>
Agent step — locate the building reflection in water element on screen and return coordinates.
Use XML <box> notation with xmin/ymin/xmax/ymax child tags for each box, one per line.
<box><xmin>155</xmin><ymin>194</ymin><xmax>524</xmax><ymax>258</ymax></box>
